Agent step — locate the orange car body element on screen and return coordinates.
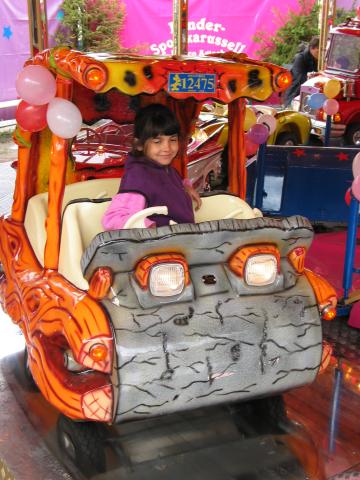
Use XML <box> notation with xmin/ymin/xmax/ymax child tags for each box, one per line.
<box><xmin>0</xmin><ymin>48</ymin><xmax>335</xmax><ymax>423</ymax></box>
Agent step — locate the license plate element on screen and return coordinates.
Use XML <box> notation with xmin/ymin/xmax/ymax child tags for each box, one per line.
<box><xmin>168</xmin><ymin>73</ymin><xmax>216</xmax><ymax>93</ymax></box>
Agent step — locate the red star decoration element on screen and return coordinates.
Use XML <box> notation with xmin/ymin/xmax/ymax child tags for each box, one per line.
<box><xmin>293</xmin><ymin>149</ymin><xmax>305</xmax><ymax>157</ymax></box>
<box><xmin>336</xmin><ymin>152</ymin><xmax>349</xmax><ymax>161</ymax></box>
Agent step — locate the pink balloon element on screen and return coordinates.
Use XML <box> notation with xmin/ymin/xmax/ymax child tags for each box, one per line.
<box><xmin>323</xmin><ymin>98</ymin><xmax>339</xmax><ymax>115</ymax></box>
<box><xmin>351</xmin><ymin>176</ymin><xmax>360</xmax><ymax>202</ymax></box>
<box><xmin>47</xmin><ymin>97</ymin><xmax>83</xmax><ymax>139</ymax></box>
<box><xmin>247</xmin><ymin>123</ymin><xmax>269</xmax><ymax>145</ymax></box>
<box><xmin>352</xmin><ymin>151</ymin><xmax>360</xmax><ymax>178</ymax></box>
<box><xmin>16</xmin><ymin>65</ymin><xmax>56</xmax><ymax>106</ymax></box>
<box><xmin>257</xmin><ymin>113</ymin><xmax>277</xmax><ymax>135</ymax></box>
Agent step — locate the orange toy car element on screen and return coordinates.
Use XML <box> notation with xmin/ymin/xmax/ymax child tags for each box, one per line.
<box><xmin>0</xmin><ymin>49</ymin><xmax>336</xmax><ymax>471</ymax></box>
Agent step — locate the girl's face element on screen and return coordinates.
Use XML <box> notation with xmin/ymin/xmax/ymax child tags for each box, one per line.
<box><xmin>140</xmin><ymin>134</ymin><xmax>179</xmax><ymax>166</ymax></box>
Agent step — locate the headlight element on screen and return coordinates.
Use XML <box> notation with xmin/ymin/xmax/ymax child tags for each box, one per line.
<box><xmin>83</xmin><ymin>65</ymin><xmax>108</xmax><ymax>90</ymax></box>
<box><xmin>229</xmin><ymin>244</ymin><xmax>280</xmax><ymax>287</ymax></box>
<box><xmin>245</xmin><ymin>254</ymin><xmax>278</xmax><ymax>286</ymax></box>
<box><xmin>150</xmin><ymin>263</ymin><xmax>185</xmax><ymax>296</ymax></box>
<box><xmin>135</xmin><ymin>253</ymin><xmax>190</xmax><ymax>297</ymax></box>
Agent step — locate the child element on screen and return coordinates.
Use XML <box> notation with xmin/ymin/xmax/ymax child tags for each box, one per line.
<box><xmin>102</xmin><ymin>103</ymin><xmax>201</xmax><ymax>230</ymax></box>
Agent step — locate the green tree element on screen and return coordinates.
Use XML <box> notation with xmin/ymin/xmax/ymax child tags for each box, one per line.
<box><xmin>253</xmin><ymin>0</ymin><xmax>356</xmax><ymax>66</ymax></box>
<box><xmin>55</xmin><ymin>0</ymin><xmax>126</xmax><ymax>52</ymax></box>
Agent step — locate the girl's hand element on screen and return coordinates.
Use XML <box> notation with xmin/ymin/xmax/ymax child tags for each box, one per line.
<box><xmin>184</xmin><ymin>184</ymin><xmax>202</xmax><ymax>210</ymax></box>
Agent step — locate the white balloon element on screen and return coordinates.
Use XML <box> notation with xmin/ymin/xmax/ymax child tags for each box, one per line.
<box><xmin>46</xmin><ymin>98</ymin><xmax>83</xmax><ymax>139</ymax></box>
<box><xmin>256</xmin><ymin>113</ymin><xmax>277</xmax><ymax>135</ymax></box>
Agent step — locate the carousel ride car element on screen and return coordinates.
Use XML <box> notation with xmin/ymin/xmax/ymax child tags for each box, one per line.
<box><xmin>202</xmin><ymin>101</ymin><xmax>311</xmax><ymax>146</ymax></box>
<box><xmin>0</xmin><ymin>47</ymin><xmax>336</xmax><ymax>472</ymax></box>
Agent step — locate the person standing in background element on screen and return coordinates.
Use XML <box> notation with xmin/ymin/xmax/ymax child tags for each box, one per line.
<box><xmin>284</xmin><ymin>36</ymin><xmax>320</xmax><ymax>107</ymax></box>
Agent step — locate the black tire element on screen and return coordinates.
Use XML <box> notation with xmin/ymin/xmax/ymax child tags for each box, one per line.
<box><xmin>23</xmin><ymin>347</ymin><xmax>39</xmax><ymax>391</ymax></box>
<box><xmin>228</xmin><ymin>395</ymin><xmax>292</xmax><ymax>436</ymax></box>
<box><xmin>204</xmin><ymin>171</ymin><xmax>215</xmax><ymax>191</ymax></box>
<box><xmin>57</xmin><ymin>415</ymin><xmax>106</xmax><ymax>475</ymax></box>
<box><xmin>275</xmin><ymin>132</ymin><xmax>299</xmax><ymax>146</ymax></box>
<box><xmin>14</xmin><ymin>348</ymin><xmax>39</xmax><ymax>392</ymax></box>
<box><xmin>307</xmin><ymin>134</ymin><xmax>324</xmax><ymax>146</ymax></box>
<box><xmin>345</xmin><ymin>123</ymin><xmax>360</xmax><ymax>146</ymax></box>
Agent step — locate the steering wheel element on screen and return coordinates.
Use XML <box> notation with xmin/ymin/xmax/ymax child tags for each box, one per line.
<box><xmin>123</xmin><ymin>206</ymin><xmax>169</xmax><ymax>229</ymax></box>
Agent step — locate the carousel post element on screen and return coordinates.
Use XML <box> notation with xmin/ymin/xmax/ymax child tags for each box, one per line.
<box><xmin>172</xmin><ymin>0</ymin><xmax>189</xmax><ymax>55</ymax></box>
<box><xmin>27</xmin><ymin>0</ymin><xmax>49</xmax><ymax>56</ymax></box>
<box><xmin>318</xmin><ymin>0</ymin><xmax>336</xmax><ymax>71</ymax></box>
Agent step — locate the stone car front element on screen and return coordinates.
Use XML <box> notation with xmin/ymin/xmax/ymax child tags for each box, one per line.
<box><xmin>81</xmin><ymin>213</ymin><xmax>331</xmax><ymax>423</ymax></box>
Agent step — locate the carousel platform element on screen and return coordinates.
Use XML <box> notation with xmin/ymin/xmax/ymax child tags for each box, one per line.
<box><xmin>0</xmin><ymin>157</ymin><xmax>359</xmax><ymax>479</ymax></box>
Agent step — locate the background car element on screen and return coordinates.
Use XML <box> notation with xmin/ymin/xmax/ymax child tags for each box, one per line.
<box><xmin>202</xmin><ymin>102</ymin><xmax>311</xmax><ymax>146</ymax></box>
<box><xmin>71</xmin><ymin>116</ymin><xmax>224</xmax><ymax>192</ymax></box>
<box><xmin>70</xmin><ymin>103</ymin><xmax>311</xmax><ymax>191</ymax></box>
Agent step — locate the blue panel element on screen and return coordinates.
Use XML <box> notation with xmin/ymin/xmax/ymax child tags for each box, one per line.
<box><xmin>248</xmin><ymin>145</ymin><xmax>359</xmax><ymax>223</ymax></box>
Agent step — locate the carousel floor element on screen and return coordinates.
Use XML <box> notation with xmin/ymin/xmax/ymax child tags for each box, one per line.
<box><xmin>0</xmin><ymin>310</ymin><xmax>359</xmax><ymax>480</ymax></box>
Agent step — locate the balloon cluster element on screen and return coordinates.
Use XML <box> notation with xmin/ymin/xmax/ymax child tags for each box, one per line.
<box><xmin>306</xmin><ymin>79</ymin><xmax>341</xmax><ymax>115</ymax></box>
<box><xmin>350</xmin><ymin>152</ymin><xmax>360</xmax><ymax>203</ymax></box>
<box><xmin>15</xmin><ymin>65</ymin><xmax>83</xmax><ymax>139</ymax></box>
<box><xmin>244</xmin><ymin>107</ymin><xmax>277</xmax><ymax>156</ymax></box>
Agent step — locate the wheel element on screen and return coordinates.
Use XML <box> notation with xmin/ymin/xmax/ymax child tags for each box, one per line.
<box><xmin>228</xmin><ymin>395</ymin><xmax>292</xmax><ymax>436</ymax></box>
<box><xmin>23</xmin><ymin>347</ymin><xmax>39</xmax><ymax>391</ymax></box>
<box><xmin>275</xmin><ymin>132</ymin><xmax>299</xmax><ymax>146</ymax></box>
<box><xmin>204</xmin><ymin>171</ymin><xmax>215</xmax><ymax>191</ymax></box>
<box><xmin>307</xmin><ymin>134</ymin><xmax>323</xmax><ymax>146</ymax></box>
<box><xmin>345</xmin><ymin>123</ymin><xmax>360</xmax><ymax>146</ymax></box>
<box><xmin>57</xmin><ymin>415</ymin><xmax>106</xmax><ymax>475</ymax></box>
<box><xmin>14</xmin><ymin>348</ymin><xmax>39</xmax><ymax>392</ymax></box>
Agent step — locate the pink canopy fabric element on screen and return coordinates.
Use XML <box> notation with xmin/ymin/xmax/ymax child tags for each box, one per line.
<box><xmin>0</xmin><ymin>0</ymin><xmax>60</xmax><ymax>104</ymax></box>
<box><xmin>0</xmin><ymin>0</ymin><xmax>351</xmax><ymax>104</ymax></box>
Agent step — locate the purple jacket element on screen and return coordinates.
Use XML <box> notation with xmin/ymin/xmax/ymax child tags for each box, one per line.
<box><xmin>102</xmin><ymin>155</ymin><xmax>194</xmax><ymax>229</ymax></box>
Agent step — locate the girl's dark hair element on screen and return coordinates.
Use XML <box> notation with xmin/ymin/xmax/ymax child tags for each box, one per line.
<box><xmin>132</xmin><ymin>103</ymin><xmax>180</xmax><ymax>155</ymax></box>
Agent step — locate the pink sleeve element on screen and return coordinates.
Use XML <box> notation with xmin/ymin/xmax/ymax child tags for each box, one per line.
<box><xmin>102</xmin><ymin>192</ymin><xmax>155</xmax><ymax>230</ymax></box>
<box><xmin>182</xmin><ymin>177</ymin><xmax>193</xmax><ymax>188</ymax></box>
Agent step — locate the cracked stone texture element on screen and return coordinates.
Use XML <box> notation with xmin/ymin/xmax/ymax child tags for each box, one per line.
<box><xmin>109</xmin><ymin>277</ymin><xmax>321</xmax><ymax>422</ymax></box>
<box><xmin>83</xmin><ymin>215</ymin><xmax>322</xmax><ymax>423</ymax></box>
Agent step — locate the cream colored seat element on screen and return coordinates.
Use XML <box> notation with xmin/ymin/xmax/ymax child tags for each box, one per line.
<box><xmin>120</xmin><ymin>194</ymin><xmax>262</xmax><ymax>228</ymax></box>
<box><xmin>24</xmin><ymin>178</ymin><xmax>119</xmax><ymax>267</ymax></box>
<box><xmin>25</xmin><ymin>182</ymin><xmax>261</xmax><ymax>291</ymax></box>
<box><xmin>194</xmin><ymin>194</ymin><xmax>262</xmax><ymax>223</ymax></box>
<box><xmin>59</xmin><ymin>199</ymin><xmax>111</xmax><ymax>289</ymax></box>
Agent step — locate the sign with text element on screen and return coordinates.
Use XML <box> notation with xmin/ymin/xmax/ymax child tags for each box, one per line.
<box><xmin>168</xmin><ymin>73</ymin><xmax>216</xmax><ymax>93</ymax></box>
<box><xmin>121</xmin><ymin>0</ymin><xmax>306</xmax><ymax>58</ymax></box>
